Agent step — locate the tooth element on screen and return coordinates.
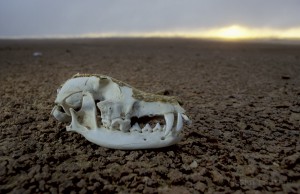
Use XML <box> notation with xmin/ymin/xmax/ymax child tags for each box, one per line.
<box><xmin>67</xmin><ymin>108</ymin><xmax>86</xmax><ymax>132</ymax></box>
<box><xmin>153</xmin><ymin>123</ymin><xmax>162</xmax><ymax>131</ymax></box>
<box><xmin>182</xmin><ymin>114</ymin><xmax>192</xmax><ymax>125</ymax></box>
<box><xmin>142</xmin><ymin>124</ymin><xmax>152</xmax><ymax>132</ymax></box>
<box><xmin>176</xmin><ymin>113</ymin><xmax>183</xmax><ymax>132</ymax></box>
<box><xmin>120</xmin><ymin>119</ymin><xmax>131</xmax><ymax>132</ymax></box>
<box><xmin>79</xmin><ymin>92</ymin><xmax>97</xmax><ymax>129</ymax></box>
<box><xmin>69</xmin><ymin>108</ymin><xmax>79</xmax><ymax>130</ymax></box>
<box><xmin>130</xmin><ymin>123</ymin><xmax>141</xmax><ymax>132</ymax></box>
<box><xmin>164</xmin><ymin>113</ymin><xmax>174</xmax><ymax>136</ymax></box>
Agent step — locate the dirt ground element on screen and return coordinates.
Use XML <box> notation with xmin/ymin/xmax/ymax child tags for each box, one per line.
<box><xmin>0</xmin><ymin>38</ymin><xmax>299</xmax><ymax>193</ymax></box>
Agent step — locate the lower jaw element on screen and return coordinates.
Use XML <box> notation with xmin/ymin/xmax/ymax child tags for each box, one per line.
<box><xmin>67</xmin><ymin>126</ymin><xmax>182</xmax><ymax>150</ymax></box>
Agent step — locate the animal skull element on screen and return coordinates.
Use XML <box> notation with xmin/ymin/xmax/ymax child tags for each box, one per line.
<box><xmin>51</xmin><ymin>74</ymin><xmax>191</xmax><ymax>149</ymax></box>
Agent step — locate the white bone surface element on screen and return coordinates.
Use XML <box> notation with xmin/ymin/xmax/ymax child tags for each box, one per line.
<box><xmin>52</xmin><ymin>74</ymin><xmax>191</xmax><ymax>150</ymax></box>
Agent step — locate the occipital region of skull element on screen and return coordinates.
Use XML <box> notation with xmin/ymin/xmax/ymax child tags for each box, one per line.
<box><xmin>51</xmin><ymin>74</ymin><xmax>191</xmax><ymax>150</ymax></box>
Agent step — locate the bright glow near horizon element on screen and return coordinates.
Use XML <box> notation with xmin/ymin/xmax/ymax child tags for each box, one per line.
<box><xmin>81</xmin><ymin>25</ymin><xmax>300</xmax><ymax>40</ymax></box>
<box><xmin>204</xmin><ymin>25</ymin><xmax>300</xmax><ymax>40</ymax></box>
<box><xmin>215</xmin><ymin>25</ymin><xmax>249</xmax><ymax>39</ymax></box>
<box><xmin>2</xmin><ymin>25</ymin><xmax>300</xmax><ymax>41</ymax></box>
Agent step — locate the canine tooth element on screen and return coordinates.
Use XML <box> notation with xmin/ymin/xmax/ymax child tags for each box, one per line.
<box><xmin>67</xmin><ymin>108</ymin><xmax>87</xmax><ymax>132</ymax></box>
<box><xmin>142</xmin><ymin>124</ymin><xmax>152</xmax><ymax>132</ymax></box>
<box><xmin>182</xmin><ymin>114</ymin><xmax>192</xmax><ymax>125</ymax></box>
<box><xmin>69</xmin><ymin>108</ymin><xmax>80</xmax><ymax>130</ymax></box>
<box><xmin>176</xmin><ymin>113</ymin><xmax>183</xmax><ymax>132</ymax></box>
<box><xmin>164</xmin><ymin>113</ymin><xmax>174</xmax><ymax>136</ymax></box>
<box><xmin>153</xmin><ymin>123</ymin><xmax>162</xmax><ymax>131</ymax></box>
<box><xmin>80</xmin><ymin>92</ymin><xmax>98</xmax><ymax>129</ymax></box>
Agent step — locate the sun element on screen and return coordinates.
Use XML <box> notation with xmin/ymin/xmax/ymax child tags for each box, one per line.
<box><xmin>216</xmin><ymin>25</ymin><xmax>249</xmax><ymax>39</ymax></box>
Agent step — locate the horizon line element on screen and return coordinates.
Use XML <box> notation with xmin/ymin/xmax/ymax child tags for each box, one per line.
<box><xmin>1</xmin><ymin>25</ymin><xmax>300</xmax><ymax>42</ymax></box>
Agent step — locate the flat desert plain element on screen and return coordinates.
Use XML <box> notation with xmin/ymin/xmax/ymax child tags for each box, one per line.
<box><xmin>0</xmin><ymin>38</ymin><xmax>299</xmax><ymax>193</ymax></box>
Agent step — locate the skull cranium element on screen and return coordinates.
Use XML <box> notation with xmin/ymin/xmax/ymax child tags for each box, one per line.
<box><xmin>51</xmin><ymin>74</ymin><xmax>191</xmax><ymax>149</ymax></box>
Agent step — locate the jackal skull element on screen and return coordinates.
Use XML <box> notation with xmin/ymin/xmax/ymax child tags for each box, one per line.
<box><xmin>51</xmin><ymin>74</ymin><xmax>191</xmax><ymax>149</ymax></box>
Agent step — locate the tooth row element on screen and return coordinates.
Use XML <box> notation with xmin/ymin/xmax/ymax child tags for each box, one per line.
<box><xmin>129</xmin><ymin>123</ymin><xmax>163</xmax><ymax>133</ymax></box>
<box><xmin>127</xmin><ymin>113</ymin><xmax>185</xmax><ymax>134</ymax></box>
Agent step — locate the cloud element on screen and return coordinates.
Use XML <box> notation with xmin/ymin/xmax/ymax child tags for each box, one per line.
<box><xmin>0</xmin><ymin>0</ymin><xmax>300</xmax><ymax>38</ymax></box>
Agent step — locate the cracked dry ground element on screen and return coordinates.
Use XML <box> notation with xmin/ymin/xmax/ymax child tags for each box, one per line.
<box><xmin>0</xmin><ymin>39</ymin><xmax>299</xmax><ymax>194</ymax></box>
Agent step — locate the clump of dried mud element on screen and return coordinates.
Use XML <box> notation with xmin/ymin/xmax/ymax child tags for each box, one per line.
<box><xmin>0</xmin><ymin>39</ymin><xmax>299</xmax><ymax>193</ymax></box>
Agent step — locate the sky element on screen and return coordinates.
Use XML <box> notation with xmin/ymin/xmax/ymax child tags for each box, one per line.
<box><xmin>0</xmin><ymin>0</ymin><xmax>300</xmax><ymax>39</ymax></box>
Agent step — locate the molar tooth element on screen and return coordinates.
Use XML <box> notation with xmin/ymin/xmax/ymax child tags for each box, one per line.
<box><xmin>153</xmin><ymin>123</ymin><xmax>162</xmax><ymax>131</ymax></box>
<box><xmin>176</xmin><ymin>113</ymin><xmax>183</xmax><ymax>132</ymax></box>
<box><xmin>164</xmin><ymin>113</ymin><xmax>174</xmax><ymax>136</ymax></box>
<box><xmin>142</xmin><ymin>124</ymin><xmax>152</xmax><ymax>133</ymax></box>
<box><xmin>130</xmin><ymin>123</ymin><xmax>141</xmax><ymax>132</ymax></box>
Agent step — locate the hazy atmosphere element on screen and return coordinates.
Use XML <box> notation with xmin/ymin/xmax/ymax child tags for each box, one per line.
<box><xmin>1</xmin><ymin>0</ymin><xmax>300</xmax><ymax>193</ymax></box>
<box><xmin>1</xmin><ymin>0</ymin><xmax>300</xmax><ymax>39</ymax></box>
